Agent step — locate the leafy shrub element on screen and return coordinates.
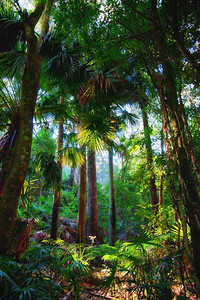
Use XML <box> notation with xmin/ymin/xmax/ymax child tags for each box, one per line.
<box><xmin>60</xmin><ymin>188</ymin><xmax>78</xmax><ymax>219</ymax></box>
<box><xmin>88</xmin><ymin>233</ymin><xmax>182</xmax><ymax>300</ymax></box>
<box><xmin>0</xmin><ymin>243</ymin><xmax>91</xmax><ymax>299</ymax></box>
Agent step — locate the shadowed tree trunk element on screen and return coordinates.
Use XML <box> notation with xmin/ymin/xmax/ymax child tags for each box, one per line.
<box><xmin>0</xmin><ymin>1</ymin><xmax>54</xmax><ymax>256</ymax></box>
<box><xmin>50</xmin><ymin>96</ymin><xmax>64</xmax><ymax>239</ymax></box>
<box><xmin>68</xmin><ymin>167</ymin><xmax>76</xmax><ymax>191</ymax></box>
<box><xmin>108</xmin><ymin>148</ymin><xmax>117</xmax><ymax>246</ymax></box>
<box><xmin>159</xmin><ymin>130</ymin><xmax>164</xmax><ymax>207</ymax></box>
<box><xmin>86</xmin><ymin>149</ymin><xmax>99</xmax><ymax>240</ymax></box>
<box><xmin>140</xmin><ymin>102</ymin><xmax>158</xmax><ymax>214</ymax></box>
<box><xmin>151</xmin><ymin>0</ymin><xmax>200</xmax><ymax>286</ymax></box>
<box><xmin>76</xmin><ymin>147</ymin><xmax>86</xmax><ymax>243</ymax></box>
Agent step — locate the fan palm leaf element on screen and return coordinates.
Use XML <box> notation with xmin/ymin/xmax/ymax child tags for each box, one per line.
<box><xmin>0</xmin><ymin>3</ymin><xmax>25</xmax><ymax>53</ymax></box>
<box><xmin>77</xmin><ymin>112</ymin><xmax>117</xmax><ymax>152</ymax></box>
<box><xmin>0</xmin><ymin>50</ymin><xmax>26</xmax><ymax>78</ymax></box>
<box><xmin>0</xmin><ymin>78</ymin><xmax>20</xmax><ymax>161</ymax></box>
<box><xmin>34</xmin><ymin>151</ymin><xmax>61</xmax><ymax>191</ymax></box>
<box><xmin>62</xmin><ymin>132</ymin><xmax>85</xmax><ymax>168</ymax></box>
<box><xmin>40</xmin><ymin>32</ymin><xmax>77</xmax><ymax>85</ymax></box>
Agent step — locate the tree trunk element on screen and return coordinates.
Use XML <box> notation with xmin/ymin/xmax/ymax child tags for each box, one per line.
<box><xmin>151</xmin><ymin>0</ymin><xmax>200</xmax><ymax>287</ymax></box>
<box><xmin>0</xmin><ymin>2</ymin><xmax>48</xmax><ymax>256</ymax></box>
<box><xmin>50</xmin><ymin>96</ymin><xmax>64</xmax><ymax>240</ymax></box>
<box><xmin>159</xmin><ymin>130</ymin><xmax>164</xmax><ymax>207</ymax></box>
<box><xmin>86</xmin><ymin>149</ymin><xmax>99</xmax><ymax>240</ymax></box>
<box><xmin>108</xmin><ymin>148</ymin><xmax>117</xmax><ymax>246</ymax></box>
<box><xmin>68</xmin><ymin>167</ymin><xmax>76</xmax><ymax>191</ymax></box>
<box><xmin>76</xmin><ymin>147</ymin><xmax>86</xmax><ymax>243</ymax></box>
<box><xmin>140</xmin><ymin>103</ymin><xmax>158</xmax><ymax>214</ymax></box>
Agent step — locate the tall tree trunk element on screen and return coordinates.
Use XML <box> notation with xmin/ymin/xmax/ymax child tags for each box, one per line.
<box><xmin>86</xmin><ymin>149</ymin><xmax>99</xmax><ymax>240</ymax></box>
<box><xmin>50</xmin><ymin>96</ymin><xmax>64</xmax><ymax>240</ymax></box>
<box><xmin>140</xmin><ymin>103</ymin><xmax>158</xmax><ymax>214</ymax></box>
<box><xmin>159</xmin><ymin>130</ymin><xmax>164</xmax><ymax>207</ymax></box>
<box><xmin>108</xmin><ymin>148</ymin><xmax>117</xmax><ymax>246</ymax></box>
<box><xmin>0</xmin><ymin>2</ymin><xmax>52</xmax><ymax>256</ymax></box>
<box><xmin>68</xmin><ymin>122</ymin><xmax>76</xmax><ymax>191</ymax></box>
<box><xmin>68</xmin><ymin>167</ymin><xmax>76</xmax><ymax>191</ymax></box>
<box><xmin>76</xmin><ymin>147</ymin><xmax>86</xmax><ymax>243</ymax></box>
<box><xmin>151</xmin><ymin>0</ymin><xmax>200</xmax><ymax>287</ymax></box>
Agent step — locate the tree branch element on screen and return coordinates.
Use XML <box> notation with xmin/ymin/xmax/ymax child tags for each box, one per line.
<box><xmin>28</xmin><ymin>2</ymin><xmax>45</xmax><ymax>28</ymax></box>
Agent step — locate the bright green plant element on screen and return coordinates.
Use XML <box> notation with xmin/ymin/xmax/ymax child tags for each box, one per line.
<box><xmin>88</xmin><ymin>233</ymin><xmax>186</xmax><ymax>300</ymax></box>
<box><xmin>0</xmin><ymin>243</ymin><xmax>91</xmax><ymax>299</ymax></box>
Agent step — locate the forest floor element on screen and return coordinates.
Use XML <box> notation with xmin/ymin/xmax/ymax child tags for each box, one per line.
<box><xmin>13</xmin><ymin>217</ymin><xmax>197</xmax><ymax>300</ymax></box>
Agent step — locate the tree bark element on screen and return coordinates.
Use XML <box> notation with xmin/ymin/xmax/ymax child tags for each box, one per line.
<box><xmin>86</xmin><ymin>149</ymin><xmax>99</xmax><ymax>240</ymax></box>
<box><xmin>140</xmin><ymin>103</ymin><xmax>158</xmax><ymax>214</ymax></box>
<box><xmin>159</xmin><ymin>130</ymin><xmax>164</xmax><ymax>207</ymax></box>
<box><xmin>68</xmin><ymin>167</ymin><xmax>76</xmax><ymax>191</ymax></box>
<box><xmin>108</xmin><ymin>148</ymin><xmax>117</xmax><ymax>246</ymax></box>
<box><xmin>76</xmin><ymin>147</ymin><xmax>86</xmax><ymax>243</ymax></box>
<box><xmin>151</xmin><ymin>0</ymin><xmax>200</xmax><ymax>287</ymax></box>
<box><xmin>0</xmin><ymin>2</ymin><xmax>47</xmax><ymax>256</ymax></box>
<box><xmin>50</xmin><ymin>96</ymin><xmax>64</xmax><ymax>240</ymax></box>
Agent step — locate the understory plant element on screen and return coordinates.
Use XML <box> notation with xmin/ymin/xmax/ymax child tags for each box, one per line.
<box><xmin>0</xmin><ymin>242</ymin><xmax>90</xmax><ymax>299</ymax></box>
<box><xmin>88</xmin><ymin>233</ymin><xmax>191</xmax><ymax>300</ymax></box>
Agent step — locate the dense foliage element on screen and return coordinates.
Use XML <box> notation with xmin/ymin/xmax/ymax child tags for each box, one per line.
<box><xmin>0</xmin><ymin>0</ymin><xmax>200</xmax><ymax>298</ymax></box>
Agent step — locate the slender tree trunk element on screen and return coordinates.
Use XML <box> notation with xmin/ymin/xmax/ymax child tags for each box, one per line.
<box><xmin>50</xmin><ymin>96</ymin><xmax>64</xmax><ymax>240</ymax></box>
<box><xmin>68</xmin><ymin>122</ymin><xmax>77</xmax><ymax>191</ymax></box>
<box><xmin>86</xmin><ymin>149</ymin><xmax>99</xmax><ymax>240</ymax></box>
<box><xmin>108</xmin><ymin>148</ymin><xmax>117</xmax><ymax>246</ymax></box>
<box><xmin>76</xmin><ymin>147</ymin><xmax>86</xmax><ymax>243</ymax></box>
<box><xmin>0</xmin><ymin>2</ymin><xmax>50</xmax><ymax>256</ymax></box>
<box><xmin>68</xmin><ymin>167</ymin><xmax>76</xmax><ymax>191</ymax></box>
<box><xmin>140</xmin><ymin>103</ymin><xmax>158</xmax><ymax>214</ymax></box>
<box><xmin>159</xmin><ymin>130</ymin><xmax>164</xmax><ymax>207</ymax></box>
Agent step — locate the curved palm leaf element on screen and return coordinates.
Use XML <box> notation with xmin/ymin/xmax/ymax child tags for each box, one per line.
<box><xmin>77</xmin><ymin>112</ymin><xmax>117</xmax><ymax>152</ymax></box>
<box><xmin>0</xmin><ymin>3</ymin><xmax>25</xmax><ymax>53</ymax></box>
<box><xmin>40</xmin><ymin>32</ymin><xmax>76</xmax><ymax>84</ymax></box>
<box><xmin>0</xmin><ymin>50</ymin><xmax>26</xmax><ymax>78</ymax></box>
<box><xmin>62</xmin><ymin>132</ymin><xmax>85</xmax><ymax>168</ymax></box>
<box><xmin>36</xmin><ymin>101</ymin><xmax>74</xmax><ymax>122</ymax></box>
<box><xmin>34</xmin><ymin>151</ymin><xmax>61</xmax><ymax>191</ymax></box>
<box><xmin>63</xmin><ymin>146</ymin><xmax>84</xmax><ymax>168</ymax></box>
<box><xmin>0</xmin><ymin>78</ymin><xmax>20</xmax><ymax>162</ymax></box>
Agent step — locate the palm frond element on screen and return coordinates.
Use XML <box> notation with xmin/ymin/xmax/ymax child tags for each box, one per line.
<box><xmin>36</xmin><ymin>102</ymin><xmax>74</xmax><ymax>121</ymax></box>
<box><xmin>0</xmin><ymin>78</ymin><xmax>20</xmax><ymax>163</ymax></box>
<box><xmin>34</xmin><ymin>151</ymin><xmax>61</xmax><ymax>191</ymax></box>
<box><xmin>77</xmin><ymin>113</ymin><xmax>117</xmax><ymax>152</ymax></box>
<box><xmin>0</xmin><ymin>5</ymin><xmax>25</xmax><ymax>52</ymax></box>
<box><xmin>117</xmin><ymin>109</ymin><xmax>138</xmax><ymax>126</ymax></box>
<box><xmin>62</xmin><ymin>132</ymin><xmax>85</xmax><ymax>168</ymax></box>
<box><xmin>41</xmin><ymin>33</ymin><xmax>76</xmax><ymax>83</ymax></box>
<box><xmin>63</xmin><ymin>146</ymin><xmax>84</xmax><ymax>168</ymax></box>
<box><xmin>0</xmin><ymin>50</ymin><xmax>26</xmax><ymax>78</ymax></box>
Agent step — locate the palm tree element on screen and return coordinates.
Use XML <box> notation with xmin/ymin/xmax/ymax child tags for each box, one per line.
<box><xmin>78</xmin><ymin>69</ymin><xmax>137</xmax><ymax>245</ymax></box>
<box><xmin>50</xmin><ymin>96</ymin><xmax>64</xmax><ymax>239</ymax></box>
<box><xmin>76</xmin><ymin>145</ymin><xmax>87</xmax><ymax>243</ymax></box>
<box><xmin>38</xmin><ymin>32</ymin><xmax>92</xmax><ymax>240</ymax></box>
<box><xmin>86</xmin><ymin>148</ymin><xmax>99</xmax><ymax>240</ymax></box>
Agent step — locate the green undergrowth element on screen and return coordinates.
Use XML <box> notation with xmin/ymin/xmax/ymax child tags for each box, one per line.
<box><xmin>0</xmin><ymin>232</ymin><xmax>192</xmax><ymax>299</ymax></box>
